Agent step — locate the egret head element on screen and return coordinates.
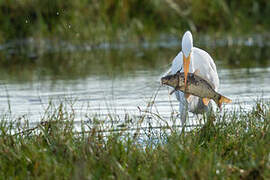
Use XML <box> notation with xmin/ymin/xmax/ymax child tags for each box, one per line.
<box><xmin>182</xmin><ymin>31</ymin><xmax>193</xmax><ymax>89</ymax></box>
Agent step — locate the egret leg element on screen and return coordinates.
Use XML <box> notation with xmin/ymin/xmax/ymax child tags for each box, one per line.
<box><xmin>195</xmin><ymin>114</ymin><xmax>203</xmax><ymax>126</ymax></box>
<box><xmin>176</xmin><ymin>91</ymin><xmax>188</xmax><ymax>126</ymax></box>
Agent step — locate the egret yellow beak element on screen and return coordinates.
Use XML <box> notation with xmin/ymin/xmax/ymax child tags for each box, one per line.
<box><xmin>183</xmin><ymin>54</ymin><xmax>191</xmax><ymax>90</ymax></box>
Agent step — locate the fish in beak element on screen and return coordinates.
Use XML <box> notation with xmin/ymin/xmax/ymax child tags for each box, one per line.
<box><xmin>183</xmin><ymin>54</ymin><xmax>191</xmax><ymax>90</ymax></box>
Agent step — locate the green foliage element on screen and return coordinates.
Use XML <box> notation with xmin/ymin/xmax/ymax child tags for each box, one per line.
<box><xmin>0</xmin><ymin>0</ymin><xmax>269</xmax><ymax>43</ymax></box>
<box><xmin>0</xmin><ymin>101</ymin><xmax>270</xmax><ymax>179</ymax></box>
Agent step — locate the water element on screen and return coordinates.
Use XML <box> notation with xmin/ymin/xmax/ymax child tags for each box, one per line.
<box><xmin>0</xmin><ymin>35</ymin><xmax>270</xmax><ymax>131</ymax></box>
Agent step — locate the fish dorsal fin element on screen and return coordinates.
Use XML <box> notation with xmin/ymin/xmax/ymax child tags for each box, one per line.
<box><xmin>193</xmin><ymin>69</ymin><xmax>215</xmax><ymax>89</ymax></box>
<box><xmin>202</xmin><ymin>98</ymin><xmax>210</xmax><ymax>106</ymax></box>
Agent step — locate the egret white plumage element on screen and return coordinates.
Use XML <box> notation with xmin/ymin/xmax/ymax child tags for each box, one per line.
<box><xmin>166</xmin><ymin>31</ymin><xmax>219</xmax><ymax>124</ymax></box>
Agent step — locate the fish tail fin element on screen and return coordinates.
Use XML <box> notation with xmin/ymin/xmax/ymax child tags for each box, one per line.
<box><xmin>215</xmin><ymin>95</ymin><xmax>232</xmax><ymax>109</ymax></box>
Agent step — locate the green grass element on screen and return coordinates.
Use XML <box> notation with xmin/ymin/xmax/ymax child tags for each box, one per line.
<box><xmin>1</xmin><ymin>101</ymin><xmax>270</xmax><ymax>179</ymax></box>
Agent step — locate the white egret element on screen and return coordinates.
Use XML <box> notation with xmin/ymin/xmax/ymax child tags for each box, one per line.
<box><xmin>166</xmin><ymin>31</ymin><xmax>219</xmax><ymax>124</ymax></box>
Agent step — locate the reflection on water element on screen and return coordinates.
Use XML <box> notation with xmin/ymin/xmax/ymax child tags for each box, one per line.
<box><xmin>0</xmin><ymin>35</ymin><xmax>270</xmax><ymax>130</ymax></box>
<box><xmin>1</xmin><ymin>67</ymin><xmax>270</xmax><ymax>128</ymax></box>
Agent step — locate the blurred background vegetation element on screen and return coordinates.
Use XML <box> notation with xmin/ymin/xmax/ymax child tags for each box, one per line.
<box><xmin>0</xmin><ymin>0</ymin><xmax>269</xmax><ymax>43</ymax></box>
<box><xmin>0</xmin><ymin>0</ymin><xmax>269</xmax><ymax>80</ymax></box>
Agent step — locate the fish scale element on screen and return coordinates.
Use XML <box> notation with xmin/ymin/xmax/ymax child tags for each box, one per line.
<box><xmin>161</xmin><ymin>71</ymin><xmax>232</xmax><ymax>108</ymax></box>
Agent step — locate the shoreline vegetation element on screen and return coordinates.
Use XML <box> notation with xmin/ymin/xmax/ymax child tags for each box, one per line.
<box><xmin>0</xmin><ymin>100</ymin><xmax>270</xmax><ymax>179</ymax></box>
<box><xmin>1</xmin><ymin>0</ymin><xmax>269</xmax><ymax>44</ymax></box>
<box><xmin>0</xmin><ymin>0</ymin><xmax>269</xmax><ymax>78</ymax></box>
